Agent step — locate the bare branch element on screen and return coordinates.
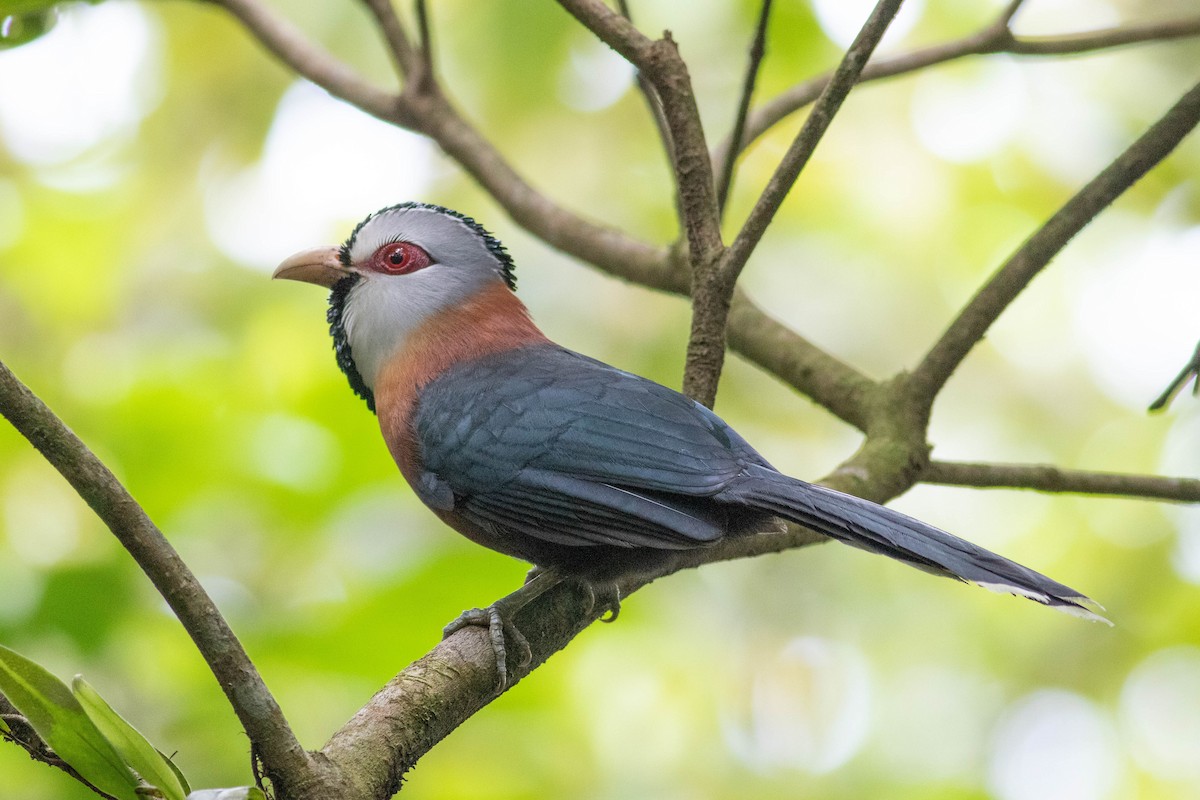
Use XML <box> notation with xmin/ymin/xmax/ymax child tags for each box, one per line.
<box><xmin>719</xmin><ymin>14</ymin><xmax>1200</xmax><ymax>169</ymax></box>
<box><xmin>1011</xmin><ymin>16</ymin><xmax>1200</xmax><ymax>55</ymax></box>
<box><xmin>925</xmin><ymin>461</ymin><xmax>1200</xmax><ymax>502</ymax></box>
<box><xmin>358</xmin><ymin>0</ymin><xmax>416</xmax><ymax>79</ymax></box>
<box><xmin>727</xmin><ymin>288</ymin><xmax>876</xmax><ymax>431</ymax></box>
<box><xmin>721</xmin><ymin>0</ymin><xmax>905</xmax><ymax>285</ymax></box>
<box><xmin>716</xmin><ymin>0</ymin><xmax>774</xmax><ymax>216</ymax></box>
<box><xmin>211</xmin><ymin>0</ymin><xmax>400</xmax><ymax>123</ymax></box>
<box><xmin>0</xmin><ymin>361</ymin><xmax>314</xmax><ymax>791</ymax></box>
<box><xmin>674</xmin><ymin>0</ymin><xmax>908</xmax><ymax>407</ymax></box>
<box><xmin>997</xmin><ymin>0</ymin><xmax>1027</xmax><ymax>26</ymax></box>
<box><xmin>1150</xmin><ymin>338</ymin><xmax>1200</xmax><ymax>411</ymax></box>
<box><xmin>557</xmin><ymin>0</ymin><xmax>724</xmax><ymax>265</ymax></box>
<box><xmin>616</xmin><ymin>0</ymin><xmax>677</xmax><ymax>167</ymax></box>
<box><xmin>415</xmin><ymin>0</ymin><xmax>433</xmax><ymax>85</ymax></box>
<box><xmin>909</xmin><ymin>78</ymin><xmax>1200</xmax><ymax>400</ymax></box>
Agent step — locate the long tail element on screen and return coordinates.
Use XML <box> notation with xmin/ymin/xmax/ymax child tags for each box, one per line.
<box><xmin>731</xmin><ymin>464</ymin><xmax>1107</xmax><ymax>623</ymax></box>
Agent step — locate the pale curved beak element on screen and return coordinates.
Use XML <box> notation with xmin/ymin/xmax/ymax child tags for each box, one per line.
<box><xmin>272</xmin><ymin>246</ymin><xmax>350</xmax><ymax>288</ymax></box>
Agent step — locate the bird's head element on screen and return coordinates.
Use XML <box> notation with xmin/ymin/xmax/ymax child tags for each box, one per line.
<box><xmin>274</xmin><ymin>202</ymin><xmax>517</xmax><ymax>411</ymax></box>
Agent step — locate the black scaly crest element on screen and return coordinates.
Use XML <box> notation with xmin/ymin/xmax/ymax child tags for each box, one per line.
<box><xmin>326</xmin><ymin>202</ymin><xmax>518</xmax><ymax>414</ymax></box>
<box><xmin>327</xmin><ymin>274</ymin><xmax>375</xmax><ymax>413</ymax></box>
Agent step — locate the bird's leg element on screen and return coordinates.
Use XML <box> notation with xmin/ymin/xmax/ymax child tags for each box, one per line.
<box><xmin>443</xmin><ymin>569</ymin><xmax>564</xmax><ymax>692</ymax></box>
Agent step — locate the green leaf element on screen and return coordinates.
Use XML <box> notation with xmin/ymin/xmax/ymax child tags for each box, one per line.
<box><xmin>73</xmin><ymin>676</ymin><xmax>188</xmax><ymax>800</ymax></box>
<box><xmin>0</xmin><ymin>645</ymin><xmax>140</xmax><ymax>800</ymax></box>
<box><xmin>0</xmin><ymin>1</ymin><xmax>60</xmax><ymax>14</ymax></box>
<box><xmin>186</xmin><ymin>789</ymin><xmax>267</xmax><ymax>800</ymax></box>
<box><xmin>163</xmin><ymin>748</ymin><xmax>193</xmax><ymax>795</ymax></box>
<box><xmin>0</xmin><ymin>10</ymin><xmax>57</xmax><ymax>50</ymax></box>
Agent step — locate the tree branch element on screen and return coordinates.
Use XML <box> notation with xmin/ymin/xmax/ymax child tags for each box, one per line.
<box><xmin>206</xmin><ymin>0</ymin><xmax>883</xmax><ymax>432</ymax></box>
<box><xmin>727</xmin><ymin>289</ymin><xmax>876</xmax><ymax>431</ymax></box>
<box><xmin>557</xmin><ymin>0</ymin><xmax>733</xmax><ymax>407</ymax></box>
<box><xmin>716</xmin><ymin>0</ymin><xmax>773</xmax><ymax>217</ymax></box>
<box><xmin>318</xmin><ymin>506</ymin><xmax>847</xmax><ymax>797</ymax></box>
<box><xmin>615</xmin><ymin>0</ymin><xmax>677</xmax><ymax>169</ymax></box>
<box><xmin>672</xmin><ymin>0</ymin><xmax>904</xmax><ymax>408</ymax></box>
<box><xmin>720</xmin><ymin>0</ymin><xmax>904</xmax><ymax>286</ymax></box>
<box><xmin>1150</xmin><ymin>339</ymin><xmax>1200</xmax><ymax>411</ymax></box>
<box><xmin>557</xmin><ymin>0</ymin><xmax>723</xmax><ymax>264</ymax></box>
<box><xmin>909</xmin><ymin>77</ymin><xmax>1200</xmax><ymax>400</ymax></box>
<box><xmin>209</xmin><ymin>0</ymin><xmax>400</xmax><ymax>123</ymax></box>
<box><xmin>357</xmin><ymin>0</ymin><xmax>417</xmax><ymax>80</ymax></box>
<box><xmin>925</xmin><ymin>460</ymin><xmax>1200</xmax><ymax>502</ymax></box>
<box><xmin>716</xmin><ymin>14</ymin><xmax>1200</xmax><ymax>170</ymax></box>
<box><xmin>0</xmin><ymin>361</ymin><xmax>314</xmax><ymax>793</ymax></box>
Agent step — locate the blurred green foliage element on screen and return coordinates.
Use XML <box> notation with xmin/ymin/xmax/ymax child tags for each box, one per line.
<box><xmin>1</xmin><ymin>1</ymin><xmax>1199</xmax><ymax>798</ymax></box>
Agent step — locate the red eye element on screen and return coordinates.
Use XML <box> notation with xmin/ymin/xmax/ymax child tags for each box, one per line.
<box><xmin>369</xmin><ymin>241</ymin><xmax>432</xmax><ymax>275</ymax></box>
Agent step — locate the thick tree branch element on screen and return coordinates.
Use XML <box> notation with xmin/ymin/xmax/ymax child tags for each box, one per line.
<box><xmin>909</xmin><ymin>78</ymin><xmax>1200</xmax><ymax>400</ymax></box>
<box><xmin>0</xmin><ymin>361</ymin><xmax>314</xmax><ymax>793</ymax></box>
<box><xmin>716</xmin><ymin>14</ymin><xmax>1200</xmax><ymax>170</ymax></box>
<box><xmin>925</xmin><ymin>461</ymin><xmax>1200</xmax><ymax>502</ymax></box>
<box><xmin>319</xmin><ymin>486</ymin><xmax>866</xmax><ymax>796</ymax></box>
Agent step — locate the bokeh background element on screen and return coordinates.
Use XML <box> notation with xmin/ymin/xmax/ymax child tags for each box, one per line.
<box><xmin>2</xmin><ymin>0</ymin><xmax>1199</xmax><ymax>797</ymax></box>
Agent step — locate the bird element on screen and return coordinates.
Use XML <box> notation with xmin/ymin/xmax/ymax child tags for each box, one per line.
<box><xmin>274</xmin><ymin>202</ymin><xmax>1104</xmax><ymax>688</ymax></box>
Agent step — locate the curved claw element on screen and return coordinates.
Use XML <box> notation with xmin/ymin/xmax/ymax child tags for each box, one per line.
<box><xmin>443</xmin><ymin>599</ymin><xmax>536</xmax><ymax>692</ymax></box>
<box><xmin>586</xmin><ymin>581</ymin><xmax>622</xmax><ymax>623</ymax></box>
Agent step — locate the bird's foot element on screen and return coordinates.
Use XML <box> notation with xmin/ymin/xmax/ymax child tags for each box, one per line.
<box><xmin>443</xmin><ymin>604</ymin><xmax>531</xmax><ymax>692</ymax></box>
<box><xmin>442</xmin><ymin>570</ymin><xmax>562</xmax><ymax>693</ymax></box>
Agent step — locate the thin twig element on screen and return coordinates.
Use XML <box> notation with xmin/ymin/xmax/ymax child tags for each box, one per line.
<box><xmin>1149</xmin><ymin>338</ymin><xmax>1200</xmax><ymax>411</ymax></box>
<box><xmin>1011</xmin><ymin>17</ymin><xmax>1200</xmax><ymax>55</ymax></box>
<box><xmin>909</xmin><ymin>78</ymin><xmax>1200</xmax><ymax>400</ymax></box>
<box><xmin>925</xmin><ymin>461</ymin><xmax>1200</xmax><ymax>502</ymax></box>
<box><xmin>557</xmin><ymin>0</ymin><xmax>724</xmax><ymax>265</ymax></box>
<box><xmin>718</xmin><ymin>14</ymin><xmax>1200</xmax><ymax>168</ymax></box>
<box><xmin>0</xmin><ymin>361</ymin><xmax>314</xmax><ymax>791</ymax></box>
<box><xmin>414</xmin><ymin>0</ymin><xmax>433</xmax><ymax>88</ymax></box>
<box><xmin>716</xmin><ymin>0</ymin><xmax>774</xmax><ymax>217</ymax></box>
<box><xmin>721</xmin><ymin>0</ymin><xmax>905</xmax><ymax>284</ymax></box>
<box><xmin>997</xmin><ymin>0</ymin><xmax>1027</xmax><ymax>26</ymax></box>
<box><xmin>210</xmin><ymin>0</ymin><xmax>399</xmax><ymax>122</ymax></box>
<box><xmin>616</xmin><ymin>0</ymin><xmax>676</xmax><ymax>165</ymax></box>
<box><xmin>358</xmin><ymin>0</ymin><xmax>416</xmax><ymax>79</ymax></box>
<box><xmin>689</xmin><ymin>0</ymin><xmax>905</xmax><ymax>406</ymax></box>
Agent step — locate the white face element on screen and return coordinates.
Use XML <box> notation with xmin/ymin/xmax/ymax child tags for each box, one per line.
<box><xmin>337</xmin><ymin>204</ymin><xmax>512</xmax><ymax>389</ymax></box>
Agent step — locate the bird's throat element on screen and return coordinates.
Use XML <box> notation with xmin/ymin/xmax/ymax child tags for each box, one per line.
<box><xmin>372</xmin><ymin>283</ymin><xmax>548</xmax><ymax>478</ymax></box>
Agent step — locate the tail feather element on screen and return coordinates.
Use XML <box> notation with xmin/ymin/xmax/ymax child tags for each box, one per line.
<box><xmin>733</xmin><ymin>465</ymin><xmax>1107</xmax><ymax>623</ymax></box>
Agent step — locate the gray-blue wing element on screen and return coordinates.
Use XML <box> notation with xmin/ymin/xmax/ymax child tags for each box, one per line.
<box><xmin>412</xmin><ymin>344</ymin><xmax>769</xmax><ymax>549</ymax></box>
